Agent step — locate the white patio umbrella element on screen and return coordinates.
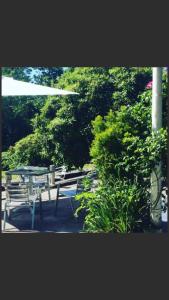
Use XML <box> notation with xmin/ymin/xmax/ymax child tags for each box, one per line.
<box><xmin>2</xmin><ymin>76</ymin><xmax>78</xmax><ymax>96</ymax></box>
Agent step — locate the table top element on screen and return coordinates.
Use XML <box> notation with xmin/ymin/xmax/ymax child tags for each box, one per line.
<box><xmin>6</xmin><ymin>166</ymin><xmax>52</xmax><ymax>176</ymax></box>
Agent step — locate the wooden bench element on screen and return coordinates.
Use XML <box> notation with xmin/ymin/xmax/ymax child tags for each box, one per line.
<box><xmin>54</xmin><ymin>175</ymin><xmax>87</xmax><ymax>215</ymax></box>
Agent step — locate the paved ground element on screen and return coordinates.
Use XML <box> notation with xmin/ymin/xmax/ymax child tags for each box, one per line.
<box><xmin>2</xmin><ymin>183</ymin><xmax>167</xmax><ymax>234</ymax></box>
<box><xmin>1</xmin><ymin>185</ymin><xmax>86</xmax><ymax>233</ymax></box>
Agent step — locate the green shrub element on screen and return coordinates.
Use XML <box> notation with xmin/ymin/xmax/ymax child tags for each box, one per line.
<box><xmin>76</xmin><ymin>73</ymin><xmax>167</xmax><ymax>233</ymax></box>
<box><xmin>2</xmin><ymin>132</ymin><xmax>52</xmax><ymax>169</ymax></box>
<box><xmin>90</xmin><ymin>106</ymin><xmax>167</xmax><ymax>184</ymax></box>
<box><xmin>76</xmin><ymin>179</ymin><xmax>149</xmax><ymax>233</ymax></box>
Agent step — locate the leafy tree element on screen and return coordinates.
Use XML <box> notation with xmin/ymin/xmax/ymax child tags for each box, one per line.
<box><xmin>75</xmin><ymin>69</ymin><xmax>168</xmax><ymax>233</ymax></box>
<box><xmin>2</xmin><ymin>67</ymin><xmax>58</xmax><ymax>151</ymax></box>
<box><xmin>27</xmin><ymin>67</ymin><xmax>63</xmax><ymax>85</ymax></box>
<box><xmin>2</xmin><ymin>67</ymin><xmax>29</xmax><ymax>81</ymax></box>
<box><xmin>108</xmin><ymin>67</ymin><xmax>152</xmax><ymax>110</ymax></box>
<box><xmin>45</xmin><ymin>67</ymin><xmax>115</xmax><ymax>167</ymax></box>
<box><xmin>2</xmin><ymin>131</ymin><xmax>51</xmax><ymax>170</ymax></box>
<box><xmin>90</xmin><ymin>106</ymin><xmax>167</xmax><ymax>183</ymax></box>
<box><xmin>2</xmin><ymin>96</ymin><xmax>45</xmax><ymax>151</ymax></box>
<box><xmin>2</xmin><ymin>67</ymin><xmax>156</xmax><ymax>169</ymax></box>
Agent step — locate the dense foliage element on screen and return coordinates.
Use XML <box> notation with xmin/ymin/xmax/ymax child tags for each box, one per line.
<box><xmin>79</xmin><ymin>108</ymin><xmax>167</xmax><ymax>232</ymax></box>
<box><xmin>3</xmin><ymin>67</ymin><xmax>115</xmax><ymax>168</ymax></box>
<box><xmin>2</xmin><ymin>67</ymin><xmax>29</xmax><ymax>81</ymax></box>
<box><xmin>2</xmin><ymin>96</ymin><xmax>45</xmax><ymax>151</ymax></box>
<box><xmin>76</xmin><ymin>179</ymin><xmax>150</xmax><ymax>233</ymax></box>
<box><xmin>2</xmin><ymin>67</ymin><xmax>63</xmax><ymax>152</ymax></box>
<box><xmin>2</xmin><ymin>67</ymin><xmax>168</xmax><ymax>233</ymax></box>
<box><xmin>26</xmin><ymin>67</ymin><xmax>63</xmax><ymax>85</ymax></box>
<box><xmin>75</xmin><ymin>69</ymin><xmax>168</xmax><ymax>233</ymax></box>
<box><xmin>90</xmin><ymin>105</ymin><xmax>167</xmax><ymax>183</ymax></box>
<box><xmin>2</xmin><ymin>67</ymin><xmax>155</xmax><ymax>170</ymax></box>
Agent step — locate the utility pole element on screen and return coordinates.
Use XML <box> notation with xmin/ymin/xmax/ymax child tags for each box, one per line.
<box><xmin>150</xmin><ymin>67</ymin><xmax>163</xmax><ymax>226</ymax></box>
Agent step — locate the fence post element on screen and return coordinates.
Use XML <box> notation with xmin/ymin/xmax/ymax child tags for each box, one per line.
<box><xmin>49</xmin><ymin>165</ymin><xmax>55</xmax><ymax>186</ymax></box>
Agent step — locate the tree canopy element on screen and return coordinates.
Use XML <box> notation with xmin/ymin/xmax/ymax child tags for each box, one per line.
<box><xmin>25</xmin><ymin>67</ymin><xmax>63</xmax><ymax>85</ymax></box>
<box><xmin>2</xmin><ymin>67</ymin><xmax>64</xmax><ymax>151</ymax></box>
<box><xmin>2</xmin><ymin>67</ymin><xmax>30</xmax><ymax>81</ymax></box>
<box><xmin>2</xmin><ymin>66</ymin><xmax>159</xmax><ymax>170</ymax></box>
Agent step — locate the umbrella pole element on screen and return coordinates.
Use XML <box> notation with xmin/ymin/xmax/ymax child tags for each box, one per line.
<box><xmin>150</xmin><ymin>67</ymin><xmax>163</xmax><ymax>227</ymax></box>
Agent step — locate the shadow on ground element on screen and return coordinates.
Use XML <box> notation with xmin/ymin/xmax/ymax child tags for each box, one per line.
<box><xmin>1</xmin><ymin>197</ymin><xmax>86</xmax><ymax>233</ymax></box>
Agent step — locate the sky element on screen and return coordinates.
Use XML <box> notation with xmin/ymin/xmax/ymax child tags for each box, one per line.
<box><xmin>27</xmin><ymin>67</ymin><xmax>68</xmax><ymax>82</ymax></box>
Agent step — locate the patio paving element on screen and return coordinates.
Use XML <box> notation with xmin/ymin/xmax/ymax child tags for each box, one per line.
<box><xmin>1</xmin><ymin>185</ymin><xmax>85</xmax><ymax>233</ymax></box>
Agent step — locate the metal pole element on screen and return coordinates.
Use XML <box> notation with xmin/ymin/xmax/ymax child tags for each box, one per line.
<box><xmin>150</xmin><ymin>67</ymin><xmax>163</xmax><ymax>226</ymax></box>
<box><xmin>152</xmin><ymin>68</ymin><xmax>162</xmax><ymax>131</ymax></box>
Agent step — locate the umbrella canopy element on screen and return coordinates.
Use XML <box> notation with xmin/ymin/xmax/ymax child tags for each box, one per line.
<box><xmin>2</xmin><ymin>76</ymin><xmax>78</xmax><ymax>96</ymax></box>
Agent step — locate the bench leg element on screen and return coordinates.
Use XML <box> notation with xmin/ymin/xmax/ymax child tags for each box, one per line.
<box><xmin>31</xmin><ymin>202</ymin><xmax>36</xmax><ymax>230</ymax></box>
<box><xmin>55</xmin><ymin>184</ymin><xmax>60</xmax><ymax>216</ymax></box>
<box><xmin>47</xmin><ymin>175</ymin><xmax>51</xmax><ymax>201</ymax></box>
<box><xmin>3</xmin><ymin>203</ymin><xmax>7</xmax><ymax>232</ymax></box>
<box><xmin>39</xmin><ymin>194</ymin><xmax>43</xmax><ymax>222</ymax></box>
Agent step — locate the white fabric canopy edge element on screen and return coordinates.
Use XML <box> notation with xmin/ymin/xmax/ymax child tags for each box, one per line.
<box><xmin>2</xmin><ymin>76</ymin><xmax>79</xmax><ymax>96</ymax></box>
